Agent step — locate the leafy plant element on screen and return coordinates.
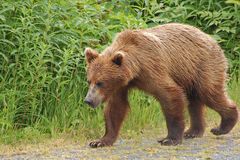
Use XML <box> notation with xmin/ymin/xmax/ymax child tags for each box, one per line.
<box><xmin>0</xmin><ymin>0</ymin><xmax>239</xmax><ymax>143</ymax></box>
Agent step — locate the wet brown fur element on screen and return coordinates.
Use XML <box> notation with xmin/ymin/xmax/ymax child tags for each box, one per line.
<box><xmin>85</xmin><ymin>23</ymin><xmax>239</xmax><ymax>147</ymax></box>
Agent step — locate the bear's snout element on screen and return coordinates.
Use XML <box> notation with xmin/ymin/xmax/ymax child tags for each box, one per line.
<box><xmin>84</xmin><ymin>87</ymin><xmax>103</xmax><ymax>108</ymax></box>
<box><xmin>84</xmin><ymin>98</ymin><xmax>94</xmax><ymax>107</ymax></box>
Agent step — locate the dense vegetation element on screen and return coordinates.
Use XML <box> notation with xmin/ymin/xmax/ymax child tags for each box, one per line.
<box><xmin>0</xmin><ymin>0</ymin><xmax>239</xmax><ymax>143</ymax></box>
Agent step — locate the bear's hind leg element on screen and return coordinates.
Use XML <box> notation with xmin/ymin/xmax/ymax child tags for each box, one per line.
<box><xmin>205</xmin><ymin>92</ymin><xmax>238</xmax><ymax>135</ymax></box>
<box><xmin>89</xmin><ymin>88</ymin><xmax>129</xmax><ymax>148</ymax></box>
<box><xmin>157</xmin><ymin>85</ymin><xmax>185</xmax><ymax>146</ymax></box>
<box><xmin>184</xmin><ymin>99</ymin><xmax>205</xmax><ymax>139</ymax></box>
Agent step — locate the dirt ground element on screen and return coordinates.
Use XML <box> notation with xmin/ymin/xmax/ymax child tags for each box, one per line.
<box><xmin>1</xmin><ymin>126</ymin><xmax>240</xmax><ymax>160</ymax></box>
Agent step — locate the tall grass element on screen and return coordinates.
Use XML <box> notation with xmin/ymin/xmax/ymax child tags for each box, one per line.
<box><xmin>0</xmin><ymin>0</ymin><xmax>239</xmax><ymax>143</ymax></box>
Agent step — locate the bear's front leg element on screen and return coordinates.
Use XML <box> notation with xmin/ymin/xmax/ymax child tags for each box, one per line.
<box><xmin>89</xmin><ymin>88</ymin><xmax>129</xmax><ymax>148</ymax></box>
<box><xmin>158</xmin><ymin>85</ymin><xmax>185</xmax><ymax>146</ymax></box>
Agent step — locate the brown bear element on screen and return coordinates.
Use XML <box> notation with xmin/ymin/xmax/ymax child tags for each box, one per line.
<box><xmin>84</xmin><ymin>23</ymin><xmax>239</xmax><ymax>148</ymax></box>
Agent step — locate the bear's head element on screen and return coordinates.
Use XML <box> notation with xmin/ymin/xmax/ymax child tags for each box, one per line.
<box><xmin>84</xmin><ymin>47</ymin><xmax>130</xmax><ymax>108</ymax></box>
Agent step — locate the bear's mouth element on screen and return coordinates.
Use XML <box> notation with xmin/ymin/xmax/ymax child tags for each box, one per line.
<box><xmin>89</xmin><ymin>102</ymin><xmax>99</xmax><ymax>109</ymax></box>
<box><xmin>84</xmin><ymin>99</ymin><xmax>98</xmax><ymax>109</ymax></box>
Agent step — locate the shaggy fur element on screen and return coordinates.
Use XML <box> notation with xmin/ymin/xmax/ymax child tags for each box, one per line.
<box><xmin>85</xmin><ymin>23</ymin><xmax>239</xmax><ymax>148</ymax></box>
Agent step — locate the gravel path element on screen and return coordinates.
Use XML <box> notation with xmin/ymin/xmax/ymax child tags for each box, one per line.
<box><xmin>1</xmin><ymin>130</ymin><xmax>240</xmax><ymax>160</ymax></box>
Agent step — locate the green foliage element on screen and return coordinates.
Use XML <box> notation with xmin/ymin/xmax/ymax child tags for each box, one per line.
<box><xmin>0</xmin><ymin>0</ymin><xmax>239</xmax><ymax>143</ymax></box>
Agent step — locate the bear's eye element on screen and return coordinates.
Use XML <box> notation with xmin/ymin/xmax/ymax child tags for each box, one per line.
<box><xmin>96</xmin><ymin>82</ymin><xmax>104</xmax><ymax>88</ymax></box>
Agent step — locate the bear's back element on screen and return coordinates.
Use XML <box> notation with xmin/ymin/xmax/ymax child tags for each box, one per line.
<box><xmin>146</xmin><ymin>23</ymin><xmax>227</xmax><ymax>87</ymax></box>
<box><xmin>112</xmin><ymin>23</ymin><xmax>228</xmax><ymax>93</ymax></box>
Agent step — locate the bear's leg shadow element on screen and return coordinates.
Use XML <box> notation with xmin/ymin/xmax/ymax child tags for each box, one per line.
<box><xmin>157</xmin><ymin>84</ymin><xmax>185</xmax><ymax>146</ymax></box>
<box><xmin>89</xmin><ymin>88</ymin><xmax>129</xmax><ymax>148</ymax></box>
<box><xmin>184</xmin><ymin>99</ymin><xmax>205</xmax><ymax>139</ymax></box>
<box><xmin>205</xmin><ymin>92</ymin><xmax>238</xmax><ymax>135</ymax></box>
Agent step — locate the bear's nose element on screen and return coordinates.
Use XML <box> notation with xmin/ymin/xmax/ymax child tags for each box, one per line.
<box><xmin>84</xmin><ymin>99</ymin><xmax>93</xmax><ymax>106</ymax></box>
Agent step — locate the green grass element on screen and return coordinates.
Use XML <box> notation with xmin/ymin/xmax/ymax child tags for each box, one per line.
<box><xmin>1</xmin><ymin>83</ymin><xmax>239</xmax><ymax>145</ymax></box>
<box><xmin>0</xmin><ymin>0</ymin><xmax>240</xmax><ymax>145</ymax></box>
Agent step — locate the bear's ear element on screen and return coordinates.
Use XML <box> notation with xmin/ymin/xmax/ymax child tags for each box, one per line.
<box><xmin>85</xmin><ymin>47</ymin><xmax>99</xmax><ymax>64</ymax></box>
<box><xmin>112</xmin><ymin>52</ymin><xmax>124</xmax><ymax>66</ymax></box>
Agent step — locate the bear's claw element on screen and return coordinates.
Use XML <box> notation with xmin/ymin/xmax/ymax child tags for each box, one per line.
<box><xmin>211</xmin><ymin>127</ymin><xmax>228</xmax><ymax>135</ymax></box>
<box><xmin>89</xmin><ymin>141</ymin><xmax>105</xmax><ymax>148</ymax></box>
<box><xmin>89</xmin><ymin>140</ymin><xmax>112</xmax><ymax>148</ymax></box>
<box><xmin>184</xmin><ymin>133</ymin><xmax>201</xmax><ymax>139</ymax></box>
<box><xmin>158</xmin><ymin>138</ymin><xmax>181</xmax><ymax>146</ymax></box>
<box><xmin>184</xmin><ymin>129</ymin><xmax>204</xmax><ymax>139</ymax></box>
